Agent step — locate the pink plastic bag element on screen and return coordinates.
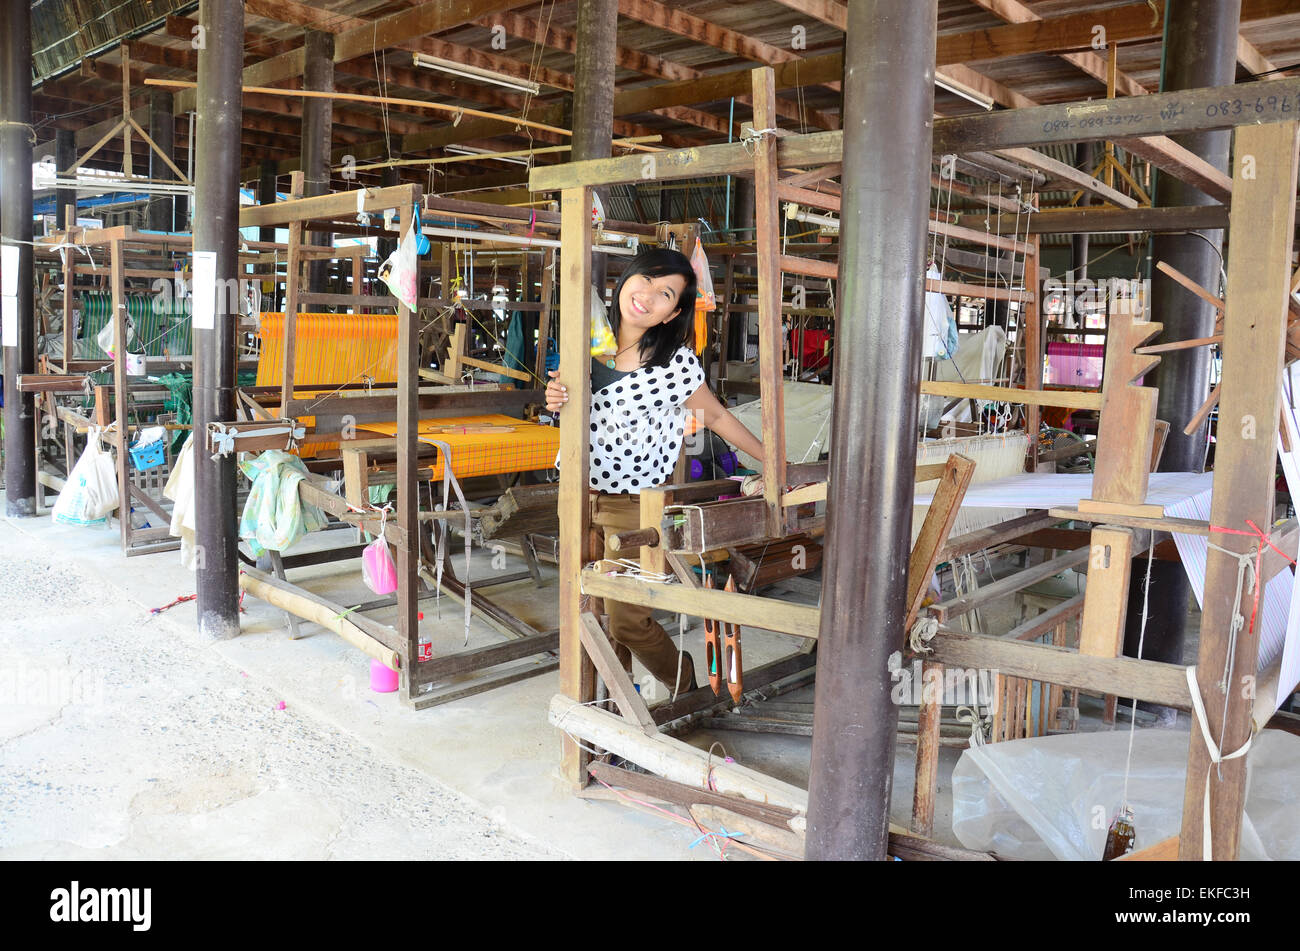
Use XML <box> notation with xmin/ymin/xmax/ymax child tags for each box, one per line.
<box><xmin>361</xmin><ymin>509</ymin><xmax>398</xmax><ymax>595</ymax></box>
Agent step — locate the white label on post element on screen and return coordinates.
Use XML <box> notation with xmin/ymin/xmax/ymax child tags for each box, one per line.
<box><xmin>1</xmin><ymin>245</ymin><xmax>18</xmax><ymax>297</ymax></box>
<box><xmin>192</xmin><ymin>250</ymin><xmax>217</xmax><ymax>330</ymax></box>
<box><xmin>2</xmin><ymin>296</ymin><xmax>16</xmax><ymax>347</ymax></box>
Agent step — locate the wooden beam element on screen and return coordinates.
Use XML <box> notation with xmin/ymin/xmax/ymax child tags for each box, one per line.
<box><xmin>558</xmin><ymin>187</ymin><xmax>596</xmax><ymax>786</ymax></box>
<box><xmin>934</xmin><ymin>76</ymin><xmax>1300</xmax><ymax>154</ymax></box>
<box><xmin>580</xmin><ymin>569</ymin><xmax>820</xmax><ymax>639</ymax></box>
<box><xmin>965</xmin><ymin>0</ymin><xmax>1150</xmax><ymax>97</ymax></box>
<box><xmin>1237</xmin><ymin>35</ymin><xmax>1288</xmax><ymax>81</ymax></box>
<box><xmin>752</xmin><ymin>68</ymin><xmax>789</xmax><ymax>537</ymax></box>
<box><xmin>176</xmin><ymin>0</ymin><xmax>543</xmax><ymax>112</ymax></box>
<box><xmin>1114</xmin><ymin>135</ymin><xmax>1233</xmax><ymax>203</ymax></box>
<box><xmin>1003</xmin><ymin>204</ymin><xmax>1230</xmax><ymax>235</ymax></box>
<box><xmin>1179</xmin><ymin>120</ymin><xmax>1300</xmax><ymax>861</ymax></box>
<box><xmin>993</xmin><ymin>147</ymin><xmax>1138</xmax><ymax>208</ymax></box>
<box><xmin>918</xmin><ymin>381</ymin><xmax>1102</xmax><ymax>410</ymax></box>
<box><xmin>927</xmin><ymin>629</ymin><xmax>1191</xmax><ymax>709</ymax></box>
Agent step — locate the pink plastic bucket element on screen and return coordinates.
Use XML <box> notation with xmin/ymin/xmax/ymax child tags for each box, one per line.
<box><xmin>370</xmin><ymin>658</ymin><xmax>399</xmax><ymax>693</ymax></box>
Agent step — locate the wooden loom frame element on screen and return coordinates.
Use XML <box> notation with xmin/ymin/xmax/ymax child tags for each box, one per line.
<box><xmin>531</xmin><ymin>66</ymin><xmax>1300</xmax><ymax>860</ymax></box>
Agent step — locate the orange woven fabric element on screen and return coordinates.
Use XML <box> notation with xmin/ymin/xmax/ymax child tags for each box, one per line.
<box><xmin>256</xmin><ymin>312</ymin><xmax>399</xmax><ymax>388</ymax></box>
<box><xmin>359</xmin><ymin>414</ymin><xmax>559</xmax><ymax>481</ymax></box>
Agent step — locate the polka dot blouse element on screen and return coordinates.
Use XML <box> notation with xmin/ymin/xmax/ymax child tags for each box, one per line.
<box><xmin>587</xmin><ymin>347</ymin><xmax>705</xmax><ymax>493</ymax></box>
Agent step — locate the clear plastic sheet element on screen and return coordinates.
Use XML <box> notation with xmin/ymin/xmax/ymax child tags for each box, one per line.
<box><xmin>952</xmin><ymin>727</ymin><xmax>1300</xmax><ymax>860</ymax></box>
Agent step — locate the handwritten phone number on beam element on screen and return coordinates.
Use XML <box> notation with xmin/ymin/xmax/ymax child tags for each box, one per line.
<box><xmin>1205</xmin><ymin>95</ymin><xmax>1294</xmax><ymax>118</ymax></box>
<box><xmin>1041</xmin><ymin>113</ymin><xmax>1151</xmax><ymax>134</ymax></box>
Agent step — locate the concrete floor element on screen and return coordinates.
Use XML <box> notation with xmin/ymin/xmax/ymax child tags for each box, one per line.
<box><xmin>1</xmin><ymin>504</ymin><xmax>1198</xmax><ymax>860</ymax></box>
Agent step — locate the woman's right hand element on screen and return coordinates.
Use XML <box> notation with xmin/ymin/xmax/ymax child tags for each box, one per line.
<box><xmin>544</xmin><ymin>369</ymin><xmax>569</xmax><ymax>413</ymax></box>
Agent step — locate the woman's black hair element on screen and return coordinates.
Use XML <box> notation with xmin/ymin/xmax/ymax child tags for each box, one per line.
<box><xmin>608</xmin><ymin>247</ymin><xmax>698</xmax><ymax>369</ymax></box>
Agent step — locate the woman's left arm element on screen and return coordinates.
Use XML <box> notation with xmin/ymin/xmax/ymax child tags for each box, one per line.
<box><xmin>682</xmin><ymin>383</ymin><xmax>765</xmax><ymax>465</ymax></box>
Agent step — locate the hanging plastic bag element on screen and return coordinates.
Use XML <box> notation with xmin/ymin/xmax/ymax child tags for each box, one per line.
<box><xmin>690</xmin><ymin>237</ymin><xmax>715</xmax><ymax>356</ymax></box>
<box><xmin>378</xmin><ymin>205</ymin><xmax>424</xmax><ymax>310</ymax></box>
<box><xmin>361</xmin><ymin>508</ymin><xmax>398</xmax><ymax>595</ymax></box>
<box><xmin>96</xmin><ymin>311</ymin><xmax>135</xmax><ymax>359</ymax></box>
<box><xmin>589</xmin><ymin>285</ymin><xmax>617</xmax><ymax>363</ymax></box>
<box><xmin>690</xmin><ymin>236</ymin><xmax>715</xmax><ymax>310</ymax></box>
<box><xmin>52</xmin><ymin>428</ymin><xmax>119</xmax><ymax>526</ymax></box>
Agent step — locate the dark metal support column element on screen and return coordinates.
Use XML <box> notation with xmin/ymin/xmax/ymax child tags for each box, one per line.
<box><xmin>257</xmin><ymin>161</ymin><xmax>278</xmax><ymax>245</ymax></box>
<box><xmin>302</xmin><ymin>30</ymin><xmax>334</xmax><ymax>295</ymax></box>
<box><xmin>571</xmin><ymin>0</ymin><xmax>616</xmax><ymax>293</ymax></box>
<box><xmin>192</xmin><ymin>0</ymin><xmax>243</xmax><ymax>639</ymax></box>
<box><xmin>806</xmin><ymin>0</ymin><xmax>936</xmax><ymax>861</ymax></box>
<box><xmin>1126</xmin><ymin>0</ymin><xmax>1241</xmax><ymax>673</ymax></box>
<box><xmin>55</xmin><ymin>129</ymin><xmax>76</xmax><ymax>229</ymax></box>
<box><xmin>1</xmin><ymin>0</ymin><xmax>35</xmax><ymax>517</ymax></box>
<box><xmin>1071</xmin><ymin>141</ymin><xmax>1094</xmax><ymax>285</ymax></box>
<box><xmin>147</xmin><ymin>88</ymin><xmax>176</xmax><ymax>232</ymax></box>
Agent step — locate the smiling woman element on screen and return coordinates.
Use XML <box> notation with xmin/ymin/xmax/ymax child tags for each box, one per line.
<box><xmin>544</xmin><ymin>248</ymin><xmax>767</xmax><ymax>694</ymax></box>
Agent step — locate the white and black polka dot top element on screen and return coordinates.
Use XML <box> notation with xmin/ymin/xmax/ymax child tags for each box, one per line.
<box><xmin>586</xmin><ymin>347</ymin><xmax>706</xmax><ymax>493</ymax></box>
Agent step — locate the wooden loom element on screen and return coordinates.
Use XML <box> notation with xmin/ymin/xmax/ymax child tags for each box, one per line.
<box><xmin>531</xmin><ymin>63</ymin><xmax>1300</xmax><ymax>860</ymax></box>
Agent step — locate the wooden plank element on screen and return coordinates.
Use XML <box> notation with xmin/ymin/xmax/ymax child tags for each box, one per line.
<box><xmin>279</xmin><ymin>171</ymin><xmax>305</xmax><ymax>420</ymax></box>
<box><xmin>1001</xmin><ymin>592</ymin><xmax>1085</xmax><ymax>641</ymax></box>
<box><xmin>933</xmin><ymin>75</ymin><xmax>1300</xmax><ymax>154</ymax></box>
<box><xmin>1048</xmin><ymin>506</ymin><xmax>1210</xmax><ymax>536</ymax></box>
<box><xmin>393</xmin><ymin>194</ymin><xmax>422</xmax><ymax>701</ymax></box>
<box><xmin>964</xmin><ymin>0</ymin><xmax>1149</xmax><ymax>97</ymax></box>
<box><xmin>1115</xmin><ymin>135</ymin><xmax>1233</xmax><ymax>203</ymax></box>
<box><xmin>411</xmin><ymin>629</ymin><xmax>559</xmax><ymax>682</ymax></box>
<box><xmin>928</xmin><ymin>547</ymin><xmax>1090</xmax><ymax>623</ymax></box>
<box><xmin>935</xmin><ymin>3</ymin><xmax>1166</xmax><ymax>67</ymax></box>
<box><xmin>638</xmin><ymin>486</ymin><xmax>671</xmax><ymax>575</ymax></box>
<box><xmin>580</xmin><ymin>569</ymin><xmax>819</xmax><ymax>638</ymax></box>
<box><xmin>1116</xmin><ymin>835</ymin><xmax>1179</xmax><ymax>861</ymax></box>
<box><xmin>911</xmin><ymin>659</ymin><xmax>943</xmax><ymax>838</ymax></box>
<box><xmin>1156</xmin><ymin>260</ymin><xmax>1225</xmax><ymax>313</ymax></box>
<box><xmin>918</xmin><ymin>381</ymin><xmax>1102</xmax><ymax>410</ymax></box>
<box><xmin>752</xmin><ymin>68</ymin><xmax>788</xmax><ymax>537</ymax></box>
<box><xmin>994</xmin><ymin>147</ymin><xmax>1137</xmax><ymax>208</ymax></box>
<box><xmin>940</xmin><ymin>511</ymin><xmax>1058</xmax><ymax>561</ymax></box>
<box><xmin>1078</xmin><ymin>527</ymin><xmax>1134</xmax><ymax>657</ymax></box>
<box><xmin>587</xmin><ymin>761</ymin><xmax>800</xmax><ymax>827</ymax></box>
<box><xmin>927</xmin><ymin>629</ymin><xmax>1191</xmax><ymax>709</ymax></box>
<box><xmin>1010</xmin><ymin>204</ymin><xmax>1229</xmax><ymax>235</ymax></box>
<box><xmin>1181</xmin><ymin>121</ymin><xmax>1300</xmax><ymax>861</ymax></box>
<box><xmin>1023</xmin><ymin>236</ymin><xmax>1042</xmax><ymax>463</ymax></box>
<box><xmin>1085</xmin><ymin>302</ymin><xmax>1161</xmax><ymax>508</ymax></box>
<box><xmin>906</xmin><ymin>455</ymin><xmax>976</xmax><ymax>630</ymax></box>
<box><xmin>578</xmin><ymin>613</ymin><xmax>657</xmax><ymax>736</ymax></box>
<box><xmin>558</xmin><ymin>186</ymin><xmax>596</xmax><ymax>786</ymax></box>
<box><xmin>110</xmin><ymin>239</ymin><xmax>129</xmax><ymax>552</ymax></box>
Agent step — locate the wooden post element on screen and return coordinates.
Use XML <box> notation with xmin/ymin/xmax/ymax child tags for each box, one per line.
<box><xmin>911</xmin><ymin>658</ymin><xmax>943</xmax><ymax>837</ymax></box>
<box><xmin>717</xmin><ymin>253</ymin><xmax>734</xmax><ymax>391</ymax></box>
<box><xmin>279</xmin><ymin>171</ymin><xmax>304</xmax><ymax>419</ymax></box>
<box><xmin>558</xmin><ymin>186</ymin><xmax>597</xmax><ymax>786</ymax></box>
<box><xmin>396</xmin><ymin>185</ymin><xmax>422</xmax><ymax>702</ymax></box>
<box><xmin>1179</xmin><ymin>121</ymin><xmax>1300</xmax><ymax>860</ymax></box>
<box><xmin>535</xmin><ymin>247</ymin><xmax>554</xmax><ymax>383</ymax></box>
<box><xmin>751</xmin><ymin>67</ymin><xmax>788</xmax><ymax>536</ymax></box>
<box><xmin>110</xmin><ymin>238</ymin><xmax>129</xmax><ymax>552</ymax></box>
<box><xmin>1023</xmin><ymin>235</ymin><xmax>1042</xmax><ymax>468</ymax></box>
<box><xmin>61</xmin><ymin>206</ymin><xmax>76</xmax><ymax>374</ymax></box>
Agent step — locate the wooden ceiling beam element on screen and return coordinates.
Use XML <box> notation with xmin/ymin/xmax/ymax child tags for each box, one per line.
<box><xmin>481</xmin><ymin>10</ymin><xmax>815</xmax><ymax>133</ymax></box>
<box><xmin>1237</xmin><ymin>34</ymin><xmax>1290</xmax><ymax>80</ymax></box>
<box><xmin>615</xmin><ymin>0</ymin><xmax>844</xmax><ymax>116</ymax></box>
<box><xmin>174</xmin><ymin>0</ymin><xmax>543</xmax><ymax>112</ymax></box>
<box><xmin>965</xmin><ymin>0</ymin><xmax>1150</xmax><ymax>96</ymax></box>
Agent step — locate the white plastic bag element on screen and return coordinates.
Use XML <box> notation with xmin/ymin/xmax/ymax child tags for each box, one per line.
<box><xmin>378</xmin><ymin>214</ymin><xmax>420</xmax><ymax>310</ymax></box>
<box><xmin>52</xmin><ymin>429</ymin><xmax>119</xmax><ymax>526</ymax></box>
<box><xmin>951</xmin><ymin>727</ymin><xmax>1300</xmax><ymax>860</ymax></box>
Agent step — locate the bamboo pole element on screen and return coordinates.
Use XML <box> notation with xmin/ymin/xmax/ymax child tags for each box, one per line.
<box><xmin>145</xmin><ymin>78</ymin><xmax>572</xmax><ymax>138</ymax></box>
<box><xmin>238</xmin><ymin>570</ymin><xmax>400</xmax><ymax>670</ymax></box>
